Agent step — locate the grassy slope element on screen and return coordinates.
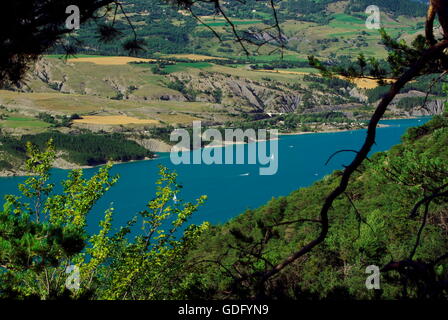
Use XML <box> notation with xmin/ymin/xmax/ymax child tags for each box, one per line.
<box><xmin>0</xmin><ymin>55</ymin><xmax>323</xmax><ymax>128</ymax></box>
<box><xmin>0</xmin><ymin>116</ymin><xmax>50</xmax><ymax>129</ymax></box>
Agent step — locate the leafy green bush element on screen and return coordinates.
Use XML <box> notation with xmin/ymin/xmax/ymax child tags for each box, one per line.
<box><xmin>0</xmin><ymin>141</ymin><xmax>207</xmax><ymax>299</ymax></box>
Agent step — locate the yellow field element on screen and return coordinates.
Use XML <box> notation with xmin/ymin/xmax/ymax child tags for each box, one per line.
<box><xmin>73</xmin><ymin>115</ymin><xmax>159</xmax><ymax>125</ymax></box>
<box><xmin>347</xmin><ymin>77</ymin><xmax>394</xmax><ymax>89</ymax></box>
<box><xmin>67</xmin><ymin>56</ymin><xmax>157</xmax><ymax>65</ymax></box>
<box><xmin>254</xmin><ymin>69</ymin><xmax>394</xmax><ymax>89</ymax></box>
<box><xmin>162</xmin><ymin>54</ymin><xmax>227</xmax><ymax>61</ymax></box>
<box><xmin>256</xmin><ymin>69</ymin><xmax>308</xmax><ymax>76</ymax></box>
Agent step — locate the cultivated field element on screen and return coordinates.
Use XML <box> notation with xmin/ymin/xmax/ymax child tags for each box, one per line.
<box><xmin>67</xmin><ymin>56</ymin><xmax>158</xmax><ymax>65</ymax></box>
<box><xmin>73</xmin><ymin>115</ymin><xmax>159</xmax><ymax>125</ymax></box>
<box><xmin>253</xmin><ymin>69</ymin><xmax>393</xmax><ymax>89</ymax></box>
<box><xmin>161</xmin><ymin>54</ymin><xmax>228</xmax><ymax>61</ymax></box>
<box><xmin>0</xmin><ymin>116</ymin><xmax>49</xmax><ymax>129</ymax></box>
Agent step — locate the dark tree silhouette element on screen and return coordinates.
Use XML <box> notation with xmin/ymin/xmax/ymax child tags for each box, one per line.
<box><xmin>0</xmin><ymin>1</ymin><xmax>117</xmax><ymax>87</ymax></box>
<box><xmin>426</xmin><ymin>0</ymin><xmax>448</xmax><ymax>45</ymax></box>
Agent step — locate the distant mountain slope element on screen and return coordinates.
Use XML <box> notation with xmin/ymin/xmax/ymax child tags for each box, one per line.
<box><xmin>345</xmin><ymin>0</ymin><xmax>427</xmax><ymax>16</ymax></box>
<box><xmin>49</xmin><ymin>0</ymin><xmax>427</xmax><ymax>59</ymax></box>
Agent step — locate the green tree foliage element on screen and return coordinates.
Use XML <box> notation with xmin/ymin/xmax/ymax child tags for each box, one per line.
<box><xmin>397</xmin><ymin>96</ymin><xmax>429</xmax><ymax>111</ymax></box>
<box><xmin>166</xmin><ymin>78</ymin><xmax>198</xmax><ymax>101</ymax></box>
<box><xmin>94</xmin><ymin>166</ymin><xmax>208</xmax><ymax>299</ymax></box>
<box><xmin>230</xmin><ymin>112</ymin><xmax>351</xmax><ymax>133</ymax></box>
<box><xmin>37</xmin><ymin>113</ymin><xmax>73</xmax><ymax>127</ymax></box>
<box><xmin>365</xmin><ymin>74</ymin><xmax>446</xmax><ymax>103</ymax></box>
<box><xmin>0</xmin><ymin>141</ymin><xmax>208</xmax><ymax>299</ymax></box>
<box><xmin>279</xmin><ymin>0</ymin><xmax>333</xmax><ymax>24</ymax></box>
<box><xmin>346</xmin><ymin>0</ymin><xmax>427</xmax><ymax>17</ymax></box>
<box><xmin>0</xmin><ymin>140</ymin><xmax>115</xmax><ymax>299</ymax></box>
<box><xmin>0</xmin><ymin>132</ymin><xmax>153</xmax><ymax>166</ymax></box>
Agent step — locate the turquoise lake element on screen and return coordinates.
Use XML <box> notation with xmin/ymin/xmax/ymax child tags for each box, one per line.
<box><xmin>0</xmin><ymin>117</ymin><xmax>430</xmax><ymax>232</ymax></box>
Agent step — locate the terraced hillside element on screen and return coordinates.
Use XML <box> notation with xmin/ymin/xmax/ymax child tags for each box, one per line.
<box><xmin>50</xmin><ymin>0</ymin><xmax>430</xmax><ymax>61</ymax></box>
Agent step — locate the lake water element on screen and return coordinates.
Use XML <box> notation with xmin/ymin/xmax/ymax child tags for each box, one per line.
<box><xmin>0</xmin><ymin>118</ymin><xmax>430</xmax><ymax>232</ymax></box>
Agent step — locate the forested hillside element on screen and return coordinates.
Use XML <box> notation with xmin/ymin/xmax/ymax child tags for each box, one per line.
<box><xmin>184</xmin><ymin>112</ymin><xmax>448</xmax><ymax>299</ymax></box>
<box><xmin>0</xmin><ymin>131</ymin><xmax>152</xmax><ymax>171</ymax></box>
